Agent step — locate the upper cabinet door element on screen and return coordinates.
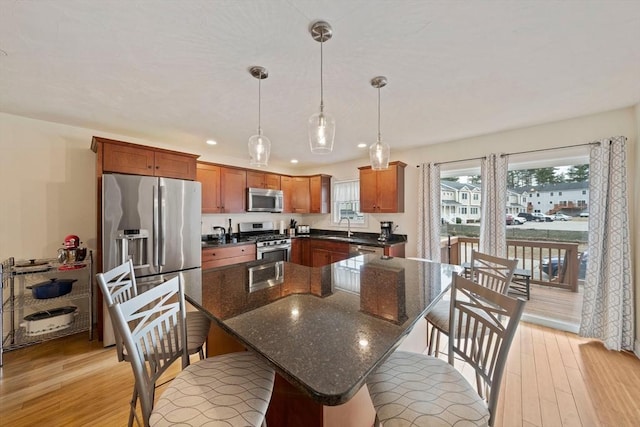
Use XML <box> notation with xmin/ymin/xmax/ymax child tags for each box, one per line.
<box><xmin>155</xmin><ymin>151</ymin><xmax>197</xmax><ymax>180</ymax></box>
<box><xmin>281</xmin><ymin>176</ymin><xmax>293</xmax><ymax>213</ymax></box>
<box><xmin>376</xmin><ymin>164</ymin><xmax>405</xmax><ymax>213</ymax></box>
<box><xmin>247</xmin><ymin>171</ymin><xmax>265</xmax><ymax>189</ymax></box>
<box><xmin>247</xmin><ymin>171</ymin><xmax>281</xmax><ymax>190</ymax></box>
<box><xmin>197</xmin><ymin>163</ymin><xmax>222</xmax><ymax>213</ymax></box>
<box><xmin>99</xmin><ymin>138</ymin><xmax>197</xmax><ymax>180</ymax></box>
<box><xmin>264</xmin><ymin>173</ymin><xmax>281</xmax><ymax>190</ymax></box>
<box><xmin>103</xmin><ymin>143</ymin><xmax>155</xmax><ymax>176</ymax></box>
<box><xmin>292</xmin><ymin>177</ymin><xmax>310</xmax><ymax>213</ymax></box>
<box><xmin>359</xmin><ymin>168</ymin><xmax>378</xmax><ymax>213</ymax></box>
<box><xmin>358</xmin><ymin>161</ymin><xmax>406</xmax><ymax>213</ymax></box>
<box><xmin>220</xmin><ymin>168</ymin><xmax>247</xmax><ymax>213</ymax></box>
<box><xmin>310</xmin><ymin>175</ymin><xmax>331</xmax><ymax>214</ymax></box>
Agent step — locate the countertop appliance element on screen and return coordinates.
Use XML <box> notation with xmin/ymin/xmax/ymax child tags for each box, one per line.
<box><xmin>102</xmin><ymin>173</ymin><xmax>201</xmax><ymax>346</ymax></box>
<box><xmin>379</xmin><ymin>221</ymin><xmax>394</xmax><ymax>242</ymax></box>
<box><xmin>247</xmin><ymin>188</ymin><xmax>284</xmax><ymax>213</ymax></box>
<box><xmin>239</xmin><ymin>221</ymin><xmax>291</xmax><ymax>262</ymax></box>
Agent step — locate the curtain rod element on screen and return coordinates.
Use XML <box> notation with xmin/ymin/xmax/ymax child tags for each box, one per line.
<box><xmin>501</xmin><ymin>141</ymin><xmax>600</xmax><ymax>158</ymax></box>
<box><xmin>416</xmin><ymin>140</ymin><xmax>600</xmax><ymax>167</ymax></box>
<box><xmin>416</xmin><ymin>155</ymin><xmax>486</xmax><ymax>167</ymax></box>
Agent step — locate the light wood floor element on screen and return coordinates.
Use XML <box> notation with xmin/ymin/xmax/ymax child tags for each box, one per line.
<box><xmin>1</xmin><ymin>324</ymin><xmax>639</xmax><ymax>426</ymax></box>
<box><xmin>522</xmin><ymin>284</ymin><xmax>583</xmax><ymax>330</ymax></box>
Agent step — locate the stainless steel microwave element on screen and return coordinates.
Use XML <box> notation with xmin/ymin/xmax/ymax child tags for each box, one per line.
<box><xmin>247</xmin><ymin>187</ymin><xmax>284</xmax><ymax>212</ymax></box>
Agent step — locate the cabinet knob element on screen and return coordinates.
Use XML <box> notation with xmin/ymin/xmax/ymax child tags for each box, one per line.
<box><xmin>148</xmin><ymin>165</ymin><xmax>152</xmax><ymax>169</ymax></box>
<box><xmin>156</xmin><ymin>166</ymin><xmax>160</xmax><ymax>169</ymax></box>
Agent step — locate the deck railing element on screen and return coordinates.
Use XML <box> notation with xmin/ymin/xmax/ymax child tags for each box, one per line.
<box><xmin>441</xmin><ymin>236</ymin><xmax>579</xmax><ymax>292</ymax></box>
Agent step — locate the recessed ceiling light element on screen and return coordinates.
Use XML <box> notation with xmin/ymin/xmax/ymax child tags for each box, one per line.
<box><xmin>206</xmin><ymin>139</ymin><xmax>217</xmax><ymax>145</ymax></box>
<box><xmin>290</xmin><ymin>159</ymin><xmax>299</xmax><ymax>164</ymax></box>
<box><xmin>357</xmin><ymin>143</ymin><xmax>367</xmax><ymax>148</ymax></box>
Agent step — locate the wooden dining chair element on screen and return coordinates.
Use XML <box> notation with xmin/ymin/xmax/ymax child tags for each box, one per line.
<box><xmin>96</xmin><ymin>260</ymin><xmax>211</xmax><ymax>426</ymax></box>
<box><xmin>108</xmin><ymin>275</ymin><xmax>275</xmax><ymax>427</ymax></box>
<box><xmin>367</xmin><ymin>273</ymin><xmax>525</xmax><ymax>426</ymax></box>
<box><xmin>426</xmin><ymin>250</ymin><xmax>518</xmax><ymax>357</ymax></box>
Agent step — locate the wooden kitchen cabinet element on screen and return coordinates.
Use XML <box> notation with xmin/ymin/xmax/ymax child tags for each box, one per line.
<box><xmin>94</xmin><ymin>137</ymin><xmax>198</xmax><ymax>180</ymax></box>
<box><xmin>290</xmin><ymin>238</ymin><xmax>310</xmax><ymax>266</ymax></box>
<box><xmin>196</xmin><ymin>164</ymin><xmax>246</xmax><ymax>213</ymax></box>
<box><xmin>310</xmin><ymin>175</ymin><xmax>331</xmax><ymax>214</ymax></box>
<box><xmin>201</xmin><ymin>244</ymin><xmax>256</xmax><ymax>270</ymax></box>
<box><xmin>292</xmin><ymin>177</ymin><xmax>310</xmax><ymax>213</ymax></box>
<box><xmin>359</xmin><ymin>161</ymin><xmax>406</xmax><ymax>213</ymax></box>
<box><xmin>220</xmin><ymin>167</ymin><xmax>247</xmax><ymax>213</ymax></box>
<box><xmin>308</xmin><ymin>240</ymin><xmax>350</xmax><ymax>267</ymax></box>
<box><xmin>196</xmin><ymin>163</ymin><xmax>222</xmax><ymax>213</ymax></box>
<box><xmin>247</xmin><ymin>171</ymin><xmax>281</xmax><ymax>190</ymax></box>
<box><xmin>281</xmin><ymin>176</ymin><xmax>293</xmax><ymax>213</ymax></box>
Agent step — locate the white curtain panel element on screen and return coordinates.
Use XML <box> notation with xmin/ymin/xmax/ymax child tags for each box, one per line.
<box><xmin>479</xmin><ymin>154</ymin><xmax>508</xmax><ymax>257</ymax></box>
<box><xmin>417</xmin><ymin>163</ymin><xmax>441</xmax><ymax>262</ymax></box>
<box><xmin>579</xmin><ymin>136</ymin><xmax>634</xmax><ymax>351</ymax></box>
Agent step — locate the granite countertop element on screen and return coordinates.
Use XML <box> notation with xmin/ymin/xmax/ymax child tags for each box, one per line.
<box><xmin>201</xmin><ymin>230</ymin><xmax>407</xmax><ymax>249</ymax></box>
<box><xmin>183</xmin><ymin>255</ymin><xmax>462</xmax><ymax>406</ymax></box>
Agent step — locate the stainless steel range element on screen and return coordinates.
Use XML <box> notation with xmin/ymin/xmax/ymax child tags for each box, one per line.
<box><xmin>239</xmin><ymin>221</ymin><xmax>291</xmax><ymax>262</ymax></box>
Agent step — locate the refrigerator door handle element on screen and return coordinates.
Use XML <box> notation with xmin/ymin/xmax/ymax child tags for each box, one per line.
<box><xmin>159</xmin><ymin>183</ymin><xmax>166</xmax><ymax>266</ymax></box>
<box><xmin>153</xmin><ymin>185</ymin><xmax>159</xmax><ymax>267</ymax></box>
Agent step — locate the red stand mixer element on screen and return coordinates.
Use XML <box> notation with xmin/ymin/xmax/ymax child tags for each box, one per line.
<box><xmin>57</xmin><ymin>234</ymin><xmax>87</xmax><ymax>265</ymax></box>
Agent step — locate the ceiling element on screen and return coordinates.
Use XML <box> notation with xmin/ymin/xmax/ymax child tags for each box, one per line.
<box><xmin>1</xmin><ymin>1</ymin><xmax>639</xmax><ymax>169</ymax></box>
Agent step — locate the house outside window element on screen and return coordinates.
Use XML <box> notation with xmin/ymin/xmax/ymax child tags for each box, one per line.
<box><xmin>332</xmin><ymin>180</ymin><xmax>365</xmax><ymax>225</ymax></box>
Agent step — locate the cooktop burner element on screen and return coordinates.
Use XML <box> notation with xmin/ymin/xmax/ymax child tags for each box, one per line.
<box><xmin>238</xmin><ymin>221</ymin><xmax>290</xmax><ymax>244</ymax></box>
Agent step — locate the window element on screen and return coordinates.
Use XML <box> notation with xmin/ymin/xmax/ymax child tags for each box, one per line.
<box><xmin>332</xmin><ymin>180</ymin><xmax>365</xmax><ymax>225</ymax></box>
<box><xmin>460</xmin><ymin>207</ymin><xmax>468</xmax><ymax>214</ymax></box>
<box><xmin>559</xmin><ymin>191</ymin><xmax>563</xmax><ymax>196</ymax></box>
<box><xmin>550</xmin><ymin>192</ymin><xmax>554</xmax><ymax>196</ymax></box>
<box><xmin>582</xmin><ymin>190</ymin><xmax>587</xmax><ymax>195</ymax></box>
<box><xmin>470</xmin><ymin>207</ymin><xmax>478</xmax><ymax>215</ymax></box>
<box><xmin>461</xmin><ymin>193</ymin><xmax>468</xmax><ymax>200</ymax></box>
<box><xmin>473</xmin><ymin>193</ymin><xmax>479</xmax><ymax>201</ymax></box>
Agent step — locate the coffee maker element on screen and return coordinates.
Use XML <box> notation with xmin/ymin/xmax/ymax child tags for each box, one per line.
<box><xmin>378</xmin><ymin>221</ymin><xmax>394</xmax><ymax>242</ymax></box>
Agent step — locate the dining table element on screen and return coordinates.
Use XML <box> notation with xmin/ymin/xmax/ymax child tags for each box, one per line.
<box><xmin>183</xmin><ymin>254</ymin><xmax>463</xmax><ymax>427</ymax></box>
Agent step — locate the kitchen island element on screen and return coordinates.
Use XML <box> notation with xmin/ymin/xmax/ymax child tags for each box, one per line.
<box><xmin>183</xmin><ymin>255</ymin><xmax>462</xmax><ymax>426</ymax></box>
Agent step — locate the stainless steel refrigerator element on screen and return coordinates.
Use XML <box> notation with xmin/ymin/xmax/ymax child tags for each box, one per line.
<box><xmin>102</xmin><ymin>173</ymin><xmax>201</xmax><ymax>346</ymax></box>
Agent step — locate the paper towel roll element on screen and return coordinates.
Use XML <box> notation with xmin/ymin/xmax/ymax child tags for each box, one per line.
<box><xmin>279</xmin><ymin>220</ymin><xmax>285</xmax><ymax>234</ymax></box>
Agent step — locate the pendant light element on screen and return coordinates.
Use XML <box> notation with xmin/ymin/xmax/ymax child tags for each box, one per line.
<box><xmin>248</xmin><ymin>66</ymin><xmax>271</xmax><ymax>167</ymax></box>
<box><xmin>308</xmin><ymin>20</ymin><xmax>335</xmax><ymax>154</ymax></box>
<box><xmin>369</xmin><ymin>76</ymin><xmax>390</xmax><ymax>170</ymax></box>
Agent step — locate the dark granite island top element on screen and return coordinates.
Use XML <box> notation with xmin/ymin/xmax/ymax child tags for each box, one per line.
<box><xmin>183</xmin><ymin>255</ymin><xmax>462</xmax><ymax>407</ymax></box>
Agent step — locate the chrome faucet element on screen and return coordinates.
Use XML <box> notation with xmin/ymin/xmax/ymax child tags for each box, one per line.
<box><xmin>338</xmin><ymin>217</ymin><xmax>353</xmax><ymax>237</ymax></box>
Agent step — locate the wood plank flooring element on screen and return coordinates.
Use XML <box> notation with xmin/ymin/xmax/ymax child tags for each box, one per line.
<box><xmin>522</xmin><ymin>284</ymin><xmax>583</xmax><ymax>330</ymax></box>
<box><xmin>1</xmin><ymin>323</ymin><xmax>639</xmax><ymax>426</ymax></box>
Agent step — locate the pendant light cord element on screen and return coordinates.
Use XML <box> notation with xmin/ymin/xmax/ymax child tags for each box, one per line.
<box><xmin>320</xmin><ymin>34</ymin><xmax>324</xmax><ymax>113</ymax></box>
<box><xmin>377</xmin><ymin>86</ymin><xmax>381</xmax><ymax>143</ymax></box>
<box><xmin>257</xmin><ymin>75</ymin><xmax>262</xmax><ymax>135</ymax></box>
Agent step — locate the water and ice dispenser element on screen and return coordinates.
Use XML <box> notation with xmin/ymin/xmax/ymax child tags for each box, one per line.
<box><xmin>116</xmin><ymin>229</ymin><xmax>149</xmax><ymax>268</ymax></box>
